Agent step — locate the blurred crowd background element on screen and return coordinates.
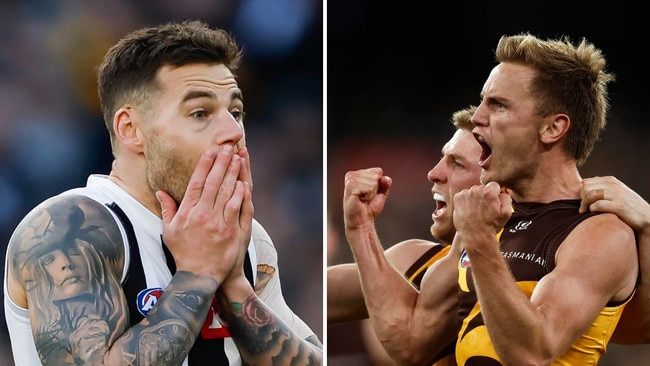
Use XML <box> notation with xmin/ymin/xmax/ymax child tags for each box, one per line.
<box><xmin>0</xmin><ymin>0</ymin><xmax>323</xmax><ymax>363</ymax></box>
<box><xmin>327</xmin><ymin>1</ymin><xmax>650</xmax><ymax>365</ymax></box>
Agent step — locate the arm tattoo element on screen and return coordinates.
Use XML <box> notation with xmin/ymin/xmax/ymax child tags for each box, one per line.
<box><xmin>116</xmin><ymin>271</ymin><xmax>217</xmax><ymax>365</ymax></box>
<box><xmin>9</xmin><ymin>195</ymin><xmax>128</xmax><ymax>365</ymax></box>
<box><xmin>220</xmin><ymin>294</ymin><xmax>321</xmax><ymax>365</ymax></box>
<box><xmin>8</xmin><ymin>195</ymin><xmax>218</xmax><ymax>365</ymax></box>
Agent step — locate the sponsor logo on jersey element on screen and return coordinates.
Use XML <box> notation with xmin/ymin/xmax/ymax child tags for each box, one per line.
<box><xmin>509</xmin><ymin>220</ymin><xmax>532</xmax><ymax>233</ymax></box>
<box><xmin>136</xmin><ymin>287</ymin><xmax>163</xmax><ymax>316</ymax></box>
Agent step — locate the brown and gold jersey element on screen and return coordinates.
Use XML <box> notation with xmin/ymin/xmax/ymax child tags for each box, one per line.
<box><xmin>455</xmin><ymin>199</ymin><xmax>630</xmax><ymax>365</ymax></box>
<box><xmin>404</xmin><ymin>244</ymin><xmax>456</xmax><ymax>366</ymax></box>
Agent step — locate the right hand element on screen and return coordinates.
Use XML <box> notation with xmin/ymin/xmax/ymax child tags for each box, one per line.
<box><xmin>156</xmin><ymin>145</ymin><xmax>248</xmax><ymax>283</ymax></box>
<box><xmin>343</xmin><ymin>167</ymin><xmax>392</xmax><ymax>232</ymax></box>
<box><xmin>580</xmin><ymin>176</ymin><xmax>650</xmax><ymax>233</ymax></box>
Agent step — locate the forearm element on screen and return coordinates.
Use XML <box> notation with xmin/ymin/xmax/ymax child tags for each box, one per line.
<box><xmin>346</xmin><ymin>226</ymin><xmax>453</xmax><ymax>365</ymax></box>
<box><xmin>327</xmin><ymin>264</ymin><xmax>368</xmax><ymax>323</ymax></box>
<box><xmin>217</xmin><ymin>277</ymin><xmax>323</xmax><ymax>365</ymax></box>
<box><xmin>105</xmin><ymin>271</ymin><xmax>218</xmax><ymax>365</ymax></box>
<box><xmin>464</xmin><ymin>236</ymin><xmax>549</xmax><ymax>365</ymax></box>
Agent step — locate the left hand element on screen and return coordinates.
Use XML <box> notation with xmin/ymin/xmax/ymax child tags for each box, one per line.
<box><xmin>453</xmin><ymin>182</ymin><xmax>512</xmax><ymax>249</ymax></box>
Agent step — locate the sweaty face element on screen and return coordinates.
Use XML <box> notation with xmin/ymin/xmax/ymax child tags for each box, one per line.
<box><xmin>472</xmin><ymin>62</ymin><xmax>542</xmax><ymax>189</ymax></box>
<box><xmin>427</xmin><ymin>129</ymin><xmax>482</xmax><ymax>244</ymax></box>
<box><xmin>144</xmin><ymin>63</ymin><xmax>245</xmax><ymax>204</ymax></box>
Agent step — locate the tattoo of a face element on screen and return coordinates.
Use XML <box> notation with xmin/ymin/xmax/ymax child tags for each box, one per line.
<box><xmin>9</xmin><ymin>195</ymin><xmax>128</xmax><ymax>364</ymax></box>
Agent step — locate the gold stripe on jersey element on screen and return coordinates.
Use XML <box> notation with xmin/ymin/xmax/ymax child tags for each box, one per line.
<box><xmin>402</xmin><ymin>244</ymin><xmax>455</xmax><ymax>366</ymax></box>
<box><xmin>407</xmin><ymin>245</ymin><xmax>451</xmax><ymax>284</ymax></box>
<box><xmin>459</xmin><ymin>228</ymin><xmax>504</xmax><ymax>294</ymax></box>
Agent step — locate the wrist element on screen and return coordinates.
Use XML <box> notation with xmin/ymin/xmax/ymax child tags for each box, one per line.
<box><xmin>218</xmin><ymin>275</ymin><xmax>254</xmax><ymax>303</ymax></box>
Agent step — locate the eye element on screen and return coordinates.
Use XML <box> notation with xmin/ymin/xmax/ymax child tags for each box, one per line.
<box><xmin>191</xmin><ymin>110</ymin><xmax>207</xmax><ymax>120</ymax></box>
<box><xmin>66</xmin><ymin>247</ymin><xmax>81</xmax><ymax>257</ymax></box>
<box><xmin>231</xmin><ymin>110</ymin><xmax>245</xmax><ymax>122</ymax></box>
<box><xmin>40</xmin><ymin>253</ymin><xmax>55</xmax><ymax>266</ymax></box>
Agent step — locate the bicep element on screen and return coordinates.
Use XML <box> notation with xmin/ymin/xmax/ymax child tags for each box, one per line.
<box><xmin>9</xmin><ymin>195</ymin><xmax>129</xmax><ymax>363</ymax></box>
<box><xmin>531</xmin><ymin>214</ymin><xmax>637</xmax><ymax>347</ymax></box>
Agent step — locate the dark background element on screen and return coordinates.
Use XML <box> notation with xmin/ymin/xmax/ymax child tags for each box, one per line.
<box><xmin>0</xmin><ymin>0</ymin><xmax>323</xmax><ymax>363</ymax></box>
<box><xmin>327</xmin><ymin>1</ymin><xmax>650</xmax><ymax>364</ymax></box>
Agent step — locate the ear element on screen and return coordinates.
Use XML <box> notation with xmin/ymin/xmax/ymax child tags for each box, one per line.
<box><xmin>113</xmin><ymin>106</ymin><xmax>145</xmax><ymax>154</ymax></box>
<box><xmin>539</xmin><ymin>113</ymin><xmax>569</xmax><ymax>144</ymax></box>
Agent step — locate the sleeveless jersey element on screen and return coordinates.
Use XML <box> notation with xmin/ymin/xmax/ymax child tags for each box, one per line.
<box><xmin>403</xmin><ymin>244</ymin><xmax>456</xmax><ymax>366</ymax></box>
<box><xmin>5</xmin><ymin>174</ymin><xmax>316</xmax><ymax>365</ymax></box>
<box><xmin>455</xmin><ymin>199</ymin><xmax>631</xmax><ymax>365</ymax></box>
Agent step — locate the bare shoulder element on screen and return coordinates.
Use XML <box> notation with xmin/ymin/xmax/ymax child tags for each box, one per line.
<box><xmin>385</xmin><ymin>239</ymin><xmax>443</xmax><ymax>273</ymax></box>
<box><xmin>571</xmin><ymin>213</ymin><xmax>636</xmax><ymax>250</ymax></box>
<box><xmin>558</xmin><ymin>213</ymin><xmax>637</xmax><ymax>299</ymax></box>
<box><xmin>6</xmin><ymin>193</ymin><xmax>129</xmax><ymax>362</ymax></box>
<box><xmin>559</xmin><ymin>213</ymin><xmax>636</xmax><ymax>263</ymax></box>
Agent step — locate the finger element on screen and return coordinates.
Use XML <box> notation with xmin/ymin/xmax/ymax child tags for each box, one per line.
<box><xmin>378</xmin><ymin>175</ymin><xmax>392</xmax><ymax>193</ymax></box>
<box><xmin>240</xmin><ymin>181</ymin><xmax>254</xmax><ymax>234</ymax></box>
<box><xmin>182</xmin><ymin>150</ymin><xmax>218</xmax><ymax>207</ymax></box>
<box><xmin>484</xmin><ymin>181</ymin><xmax>501</xmax><ymax>194</ymax></box>
<box><xmin>579</xmin><ymin>188</ymin><xmax>605</xmax><ymax>213</ymax></box>
<box><xmin>224</xmin><ymin>180</ymin><xmax>245</xmax><ymax>226</ymax></box>
<box><xmin>200</xmin><ymin>146</ymin><xmax>235</xmax><ymax>208</ymax></box>
<box><xmin>498</xmin><ymin>188</ymin><xmax>513</xmax><ymax>214</ymax></box>
<box><xmin>237</xmin><ymin>147</ymin><xmax>253</xmax><ymax>193</ymax></box>
<box><xmin>214</xmin><ymin>155</ymin><xmax>242</xmax><ymax>208</ymax></box>
<box><xmin>239</xmin><ymin>182</ymin><xmax>254</xmax><ymax>258</ymax></box>
<box><xmin>156</xmin><ymin>190</ymin><xmax>178</xmax><ymax>226</ymax></box>
<box><xmin>594</xmin><ymin>188</ymin><xmax>605</xmax><ymax>201</ymax></box>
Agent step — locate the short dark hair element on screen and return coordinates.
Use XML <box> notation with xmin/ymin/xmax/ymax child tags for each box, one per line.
<box><xmin>97</xmin><ymin>20</ymin><xmax>243</xmax><ymax>151</ymax></box>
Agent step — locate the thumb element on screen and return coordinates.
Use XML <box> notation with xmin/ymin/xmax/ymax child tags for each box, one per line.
<box><xmin>498</xmin><ymin>188</ymin><xmax>513</xmax><ymax>216</ymax></box>
<box><xmin>156</xmin><ymin>191</ymin><xmax>178</xmax><ymax>224</ymax></box>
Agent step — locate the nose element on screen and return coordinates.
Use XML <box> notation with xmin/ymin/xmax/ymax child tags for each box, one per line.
<box><xmin>214</xmin><ymin>109</ymin><xmax>244</xmax><ymax>146</ymax></box>
<box><xmin>427</xmin><ymin>160</ymin><xmax>446</xmax><ymax>183</ymax></box>
<box><xmin>471</xmin><ymin>103</ymin><xmax>487</xmax><ymax>127</ymax></box>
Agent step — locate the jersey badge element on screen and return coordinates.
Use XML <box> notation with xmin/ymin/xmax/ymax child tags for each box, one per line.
<box><xmin>136</xmin><ymin>287</ymin><xmax>164</xmax><ymax>316</ymax></box>
<box><xmin>460</xmin><ymin>252</ymin><xmax>471</xmax><ymax>268</ymax></box>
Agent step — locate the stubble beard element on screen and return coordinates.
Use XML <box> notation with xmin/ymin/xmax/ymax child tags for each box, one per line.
<box><xmin>145</xmin><ymin>136</ymin><xmax>193</xmax><ymax>206</ymax></box>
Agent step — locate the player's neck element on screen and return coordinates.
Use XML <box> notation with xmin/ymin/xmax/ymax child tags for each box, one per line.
<box><xmin>109</xmin><ymin>159</ymin><xmax>161</xmax><ymax>218</ymax></box>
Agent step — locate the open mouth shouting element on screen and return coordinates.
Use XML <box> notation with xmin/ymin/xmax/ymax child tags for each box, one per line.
<box><xmin>475</xmin><ymin>133</ymin><xmax>492</xmax><ymax>168</ymax></box>
<box><xmin>433</xmin><ymin>192</ymin><xmax>447</xmax><ymax>219</ymax></box>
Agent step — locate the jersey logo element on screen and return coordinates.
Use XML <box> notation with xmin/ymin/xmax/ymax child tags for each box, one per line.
<box><xmin>136</xmin><ymin>287</ymin><xmax>163</xmax><ymax>316</ymax></box>
<box><xmin>460</xmin><ymin>252</ymin><xmax>471</xmax><ymax>268</ymax></box>
<box><xmin>136</xmin><ymin>289</ymin><xmax>231</xmax><ymax>339</ymax></box>
<box><xmin>201</xmin><ymin>296</ymin><xmax>231</xmax><ymax>339</ymax></box>
<box><xmin>509</xmin><ymin>220</ymin><xmax>532</xmax><ymax>233</ymax></box>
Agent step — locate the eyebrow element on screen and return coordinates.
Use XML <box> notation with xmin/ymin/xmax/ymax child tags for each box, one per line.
<box><xmin>181</xmin><ymin>90</ymin><xmax>216</xmax><ymax>103</ymax></box>
<box><xmin>181</xmin><ymin>89</ymin><xmax>244</xmax><ymax>104</ymax></box>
